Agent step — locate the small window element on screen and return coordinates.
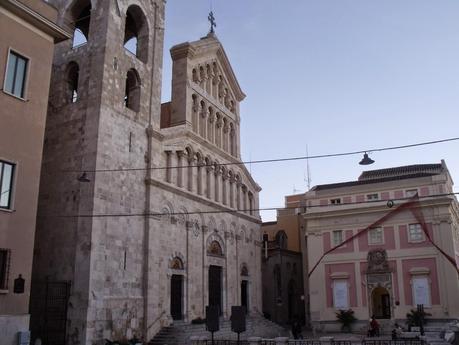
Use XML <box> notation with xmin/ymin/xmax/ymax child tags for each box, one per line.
<box><xmin>408</xmin><ymin>223</ymin><xmax>424</xmax><ymax>242</ymax></box>
<box><xmin>0</xmin><ymin>249</ymin><xmax>11</xmax><ymax>290</ymax></box>
<box><xmin>276</xmin><ymin>230</ymin><xmax>288</xmax><ymax>249</ymax></box>
<box><xmin>366</xmin><ymin>193</ymin><xmax>379</xmax><ymax>201</ymax></box>
<box><xmin>4</xmin><ymin>50</ymin><xmax>28</xmax><ymax>98</ymax></box>
<box><xmin>124</xmin><ymin>69</ymin><xmax>140</xmax><ymax>112</ymax></box>
<box><xmin>368</xmin><ymin>227</ymin><xmax>383</xmax><ymax>245</ymax></box>
<box><xmin>406</xmin><ymin>189</ymin><xmax>418</xmax><ymax>198</ymax></box>
<box><xmin>330</xmin><ymin>198</ymin><xmax>341</xmax><ymax>205</ymax></box>
<box><xmin>0</xmin><ymin>161</ymin><xmax>15</xmax><ymax>209</ymax></box>
<box><xmin>67</xmin><ymin>62</ymin><xmax>79</xmax><ymax>103</ymax></box>
<box><xmin>332</xmin><ymin>230</ymin><xmax>343</xmax><ymax>246</ymax></box>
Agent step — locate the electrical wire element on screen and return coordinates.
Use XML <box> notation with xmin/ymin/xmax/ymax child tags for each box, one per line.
<box><xmin>62</xmin><ymin>136</ymin><xmax>459</xmax><ymax>174</ymax></box>
<box><xmin>38</xmin><ymin>191</ymin><xmax>459</xmax><ymax>219</ymax></box>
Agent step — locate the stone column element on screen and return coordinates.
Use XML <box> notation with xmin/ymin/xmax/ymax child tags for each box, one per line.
<box><xmin>197</xmin><ymin>160</ymin><xmax>204</xmax><ymax>196</ymax></box>
<box><xmin>188</xmin><ymin>156</ymin><xmax>196</xmax><ymax>193</ymax></box>
<box><xmin>223</xmin><ymin>122</ymin><xmax>229</xmax><ymax>152</ymax></box>
<box><xmin>192</xmin><ymin>96</ymin><xmax>199</xmax><ymax>133</ymax></box>
<box><xmin>165</xmin><ymin>150</ymin><xmax>172</xmax><ymax>183</ymax></box>
<box><xmin>216</xmin><ymin>116</ymin><xmax>222</xmax><ymax>148</ymax></box>
<box><xmin>206</xmin><ymin>165</ymin><xmax>213</xmax><ymax>199</ymax></box>
<box><xmin>236</xmin><ymin>182</ymin><xmax>241</xmax><ymax>210</ymax></box>
<box><xmin>221</xmin><ymin>171</ymin><xmax>228</xmax><ymax>205</ymax></box>
<box><xmin>176</xmin><ymin>151</ymin><xmax>185</xmax><ymax>188</ymax></box>
<box><xmin>229</xmin><ymin>177</ymin><xmax>235</xmax><ymax>208</ymax></box>
<box><xmin>170</xmin><ymin>151</ymin><xmax>178</xmax><ymax>186</ymax></box>
<box><xmin>242</xmin><ymin>185</ymin><xmax>248</xmax><ymax>213</ymax></box>
<box><xmin>214</xmin><ymin>167</ymin><xmax>220</xmax><ymax>202</ymax></box>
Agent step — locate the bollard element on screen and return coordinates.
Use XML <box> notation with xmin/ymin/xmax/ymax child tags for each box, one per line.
<box><xmin>248</xmin><ymin>336</ymin><xmax>262</xmax><ymax>345</ymax></box>
<box><xmin>275</xmin><ymin>336</ymin><xmax>289</xmax><ymax>345</ymax></box>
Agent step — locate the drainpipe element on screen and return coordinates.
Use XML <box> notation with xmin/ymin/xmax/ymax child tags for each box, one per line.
<box><xmin>143</xmin><ymin>1</ymin><xmax>160</xmax><ymax>341</ymax></box>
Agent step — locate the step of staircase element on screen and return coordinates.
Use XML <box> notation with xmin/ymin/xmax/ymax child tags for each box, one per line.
<box><xmin>148</xmin><ymin>315</ymin><xmax>289</xmax><ymax>345</ymax></box>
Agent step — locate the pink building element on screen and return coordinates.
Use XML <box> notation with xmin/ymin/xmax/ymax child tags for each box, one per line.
<box><xmin>302</xmin><ymin>161</ymin><xmax>459</xmax><ymax>332</ymax></box>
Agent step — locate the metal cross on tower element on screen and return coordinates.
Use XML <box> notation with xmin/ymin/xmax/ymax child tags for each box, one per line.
<box><xmin>208</xmin><ymin>11</ymin><xmax>216</xmax><ymax>34</ymax></box>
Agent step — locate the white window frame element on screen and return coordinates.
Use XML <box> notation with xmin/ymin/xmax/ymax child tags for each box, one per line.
<box><xmin>411</xmin><ymin>276</ymin><xmax>431</xmax><ymax>308</ymax></box>
<box><xmin>332</xmin><ymin>279</ymin><xmax>349</xmax><ymax>309</ymax></box>
<box><xmin>332</xmin><ymin>230</ymin><xmax>344</xmax><ymax>246</ymax></box>
<box><xmin>3</xmin><ymin>48</ymin><xmax>30</xmax><ymax>101</ymax></box>
<box><xmin>330</xmin><ymin>198</ymin><xmax>341</xmax><ymax>205</ymax></box>
<box><xmin>366</xmin><ymin>193</ymin><xmax>379</xmax><ymax>201</ymax></box>
<box><xmin>406</xmin><ymin>189</ymin><xmax>418</xmax><ymax>198</ymax></box>
<box><xmin>368</xmin><ymin>227</ymin><xmax>384</xmax><ymax>245</ymax></box>
<box><xmin>0</xmin><ymin>159</ymin><xmax>16</xmax><ymax>211</ymax></box>
<box><xmin>408</xmin><ymin>223</ymin><xmax>425</xmax><ymax>243</ymax></box>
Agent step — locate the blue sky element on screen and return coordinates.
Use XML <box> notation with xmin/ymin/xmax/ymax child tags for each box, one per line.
<box><xmin>161</xmin><ymin>1</ymin><xmax>459</xmax><ymax>221</ymax></box>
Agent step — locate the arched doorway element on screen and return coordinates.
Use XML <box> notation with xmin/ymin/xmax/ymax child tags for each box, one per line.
<box><xmin>371</xmin><ymin>287</ymin><xmax>391</xmax><ymax>319</ymax></box>
<box><xmin>170</xmin><ymin>275</ymin><xmax>183</xmax><ymax>320</ymax></box>
<box><xmin>208</xmin><ymin>265</ymin><xmax>223</xmax><ymax>315</ymax></box>
<box><xmin>169</xmin><ymin>257</ymin><xmax>185</xmax><ymax>320</ymax></box>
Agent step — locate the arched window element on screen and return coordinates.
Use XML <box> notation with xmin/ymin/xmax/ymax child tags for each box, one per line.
<box><xmin>69</xmin><ymin>0</ymin><xmax>91</xmax><ymax>48</ymax></box>
<box><xmin>124</xmin><ymin>69</ymin><xmax>140</xmax><ymax>112</ymax></box>
<box><xmin>276</xmin><ymin>230</ymin><xmax>288</xmax><ymax>249</ymax></box>
<box><xmin>208</xmin><ymin>240</ymin><xmax>223</xmax><ymax>256</ymax></box>
<box><xmin>124</xmin><ymin>5</ymin><xmax>149</xmax><ymax>63</ymax></box>
<box><xmin>241</xmin><ymin>264</ymin><xmax>249</xmax><ymax>277</ymax></box>
<box><xmin>67</xmin><ymin>62</ymin><xmax>79</xmax><ymax>103</ymax></box>
<box><xmin>170</xmin><ymin>257</ymin><xmax>184</xmax><ymax>270</ymax></box>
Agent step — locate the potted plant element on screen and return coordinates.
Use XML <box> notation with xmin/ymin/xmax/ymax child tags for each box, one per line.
<box><xmin>336</xmin><ymin>309</ymin><xmax>357</xmax><ymax>333</ymax></box>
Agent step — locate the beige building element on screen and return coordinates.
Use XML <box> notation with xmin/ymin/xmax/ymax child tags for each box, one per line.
<box><xmin>302</xmin><ymin>162</ymin><xmax>459</xmax><ymax>332</ymax></box>
<box><xmin>0</xmin><ymin>0</ymin><xmax>69</xmax><ymax>344</ymax></box>
<box><xmin>30</xmin><ymin>1</ymin><xmax>262</xmax><ymax>344</ymax></box>
<box><xmin>261</xmin><ymin>194</ymin><xmax>306</xmax><ymax>326</ymax></box>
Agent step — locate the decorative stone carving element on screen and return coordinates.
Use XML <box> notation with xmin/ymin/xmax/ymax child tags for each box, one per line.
<box><xmin>366</xmin><ymin>248</ymin><xmax>390</xmax><ymax>273</ymax></box>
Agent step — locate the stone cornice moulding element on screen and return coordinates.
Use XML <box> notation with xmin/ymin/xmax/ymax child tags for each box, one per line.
<box><xmin>1</xmin><ymin>0</ymin><xmax>71</xmax><ymax>42</ymax></box>
<box><xmin>145</xmin><ymin>177</ymin><xmax>262</xmax><ymax>224</ymax></box>
<box><xmin>303</xmin><ymin>197</ymin><xmax>454</xmax><ymax>221</ymax></box>
<box><xmin>170</xmin><ymin>42</ymin><xmax>196</xmax><ymax>60</ymax></box>
<box><xmin>409</xmin><ymin>267</ymin><xmax>431</xmax><ymax>276</ymax></box>
<box><xmin>330</xmin><ymin>272</ymin><xmax>350</xmax><ymax>279</ymax></box>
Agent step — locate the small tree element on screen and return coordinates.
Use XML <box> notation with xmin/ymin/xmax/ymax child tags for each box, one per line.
<box><xmin>336</xmin><ymin>309</ymin><xmax>357</xmax><ymax>333</ymax></box>
<box><xmin>406</xmin><ymin>309</ymin><xmax>431</xmax><ymax>330</ymax></box>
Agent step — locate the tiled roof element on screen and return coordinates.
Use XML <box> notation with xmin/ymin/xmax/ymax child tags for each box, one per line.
<box><xmin>358</xmin><ymin>163</ymin><xmax>443</xmax><ymax>181</ymax></box>
<box><xmin>311</xmin><ymin>172</ymin><xmax>439</xmax><ymax>192</ymax></box>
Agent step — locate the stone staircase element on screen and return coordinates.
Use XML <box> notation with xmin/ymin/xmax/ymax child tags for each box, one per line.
<box><xmin>422</xmin><ymin>323</ymin><xmax>458</xmax><ymax>345</ymax></box>
<box><xmin>148</xmin><ymin>315</ymin><xmax>289</xmax><ymax>345</ymax></box>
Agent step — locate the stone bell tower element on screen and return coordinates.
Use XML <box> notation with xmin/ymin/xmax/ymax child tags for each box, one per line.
<box><xmin>31</xmin><ymin>0</ymin><xmax>165</xmax><ymax>344</ymax></box>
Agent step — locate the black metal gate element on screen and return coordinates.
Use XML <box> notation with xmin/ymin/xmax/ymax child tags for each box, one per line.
<box><xmin>30</xmin><ymin>280</ymin><xmax>71</xmax><ymax>345</ymax></box>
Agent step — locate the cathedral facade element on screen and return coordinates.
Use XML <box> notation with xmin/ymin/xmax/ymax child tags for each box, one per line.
<box><xmin>31</xmin><ymin>1</ymin><xmax>262</xmax><ymax>344</ymax></box>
